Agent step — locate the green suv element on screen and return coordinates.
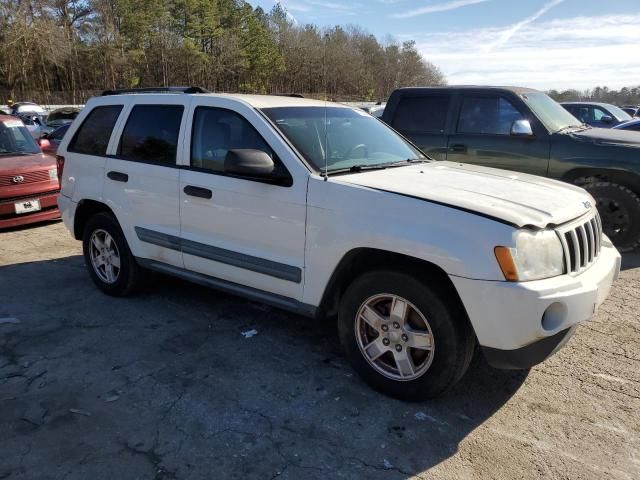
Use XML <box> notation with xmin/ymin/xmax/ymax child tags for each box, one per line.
<box><xmin>382</xmin><ymin>86</ymin><xmax>640</xmax><ymax>251</ymax></box>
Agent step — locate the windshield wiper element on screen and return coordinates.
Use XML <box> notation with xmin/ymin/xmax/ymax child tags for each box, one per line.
<box><xmin>555</xmin><ymin>125</ymin><xmax>584</xmax><ymax>134</ymax></box>
<box><xmin>327</xmin><ymin>158</ymin><xmax>430</xmax><ymax>175</ymax></box>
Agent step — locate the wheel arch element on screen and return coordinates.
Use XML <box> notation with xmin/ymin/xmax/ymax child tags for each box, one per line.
<box><xmin>562</xmin><ymin>167</ymin><xmax>640</xmax><ymax>195</ymax></box>
<box><xmin>318</xmin><ymin>248</ymin><xmax>471</xmax><ymax>325</ymax></box>
<box><xmin>73</xmin><ymin>199</ymin><xmax>116</xmax><ymax>240</ymax></box>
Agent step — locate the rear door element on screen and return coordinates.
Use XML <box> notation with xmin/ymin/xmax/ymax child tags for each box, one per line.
<box><xmin>387</xmin><ymin>93</ymin><xmax>451</xmax><ymax>160</ymax></box>
<box><xmin>446</xmin><ymin>93</ymin><xmax>550</xmax><ymax>176</ymax></box>
<box><xmin>103</xmin><ymin>98</ymin><xmax>187</xmax><ymax>267</ymax></box>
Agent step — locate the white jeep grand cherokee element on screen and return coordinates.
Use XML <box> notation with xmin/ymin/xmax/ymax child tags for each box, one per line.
<box><xmin>57</xmin><ymin>88</ymin><xmax>621</xmax><ymax>400</ymax></box>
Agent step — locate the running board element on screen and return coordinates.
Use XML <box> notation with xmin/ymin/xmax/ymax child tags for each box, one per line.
<box><xmin>136</xmin><ymin>258</ymin><xmax>317</xmax><ymax>318</ymax></box>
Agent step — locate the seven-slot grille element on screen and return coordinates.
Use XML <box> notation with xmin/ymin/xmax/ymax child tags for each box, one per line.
<box><xmin>0</xmin><ymin>170</ymin><xmax>51</xmax><ymax>186</ymax></box>
<box><xmin>557</xmin><ymin>211</ymin><xmax>602</xmax><ymax>274</ymax></box>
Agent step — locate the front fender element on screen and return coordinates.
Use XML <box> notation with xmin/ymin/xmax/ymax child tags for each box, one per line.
<box><xmin>302</xmin><ymin>176</ymin><xmax>515</xmax><ymax>307</ymax></box>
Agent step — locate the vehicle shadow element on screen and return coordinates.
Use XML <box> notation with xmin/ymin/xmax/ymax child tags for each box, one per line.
<box><xmin>1</xmin><ymin>255</ymin><xmax>528</xmax><ymax>479</ymax></box>
<box><xmin>621</xmin><ymin>250</ymin><xmax>640</xmax><ymax>271</ymax></box>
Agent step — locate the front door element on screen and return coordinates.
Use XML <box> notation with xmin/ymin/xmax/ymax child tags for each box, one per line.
<box><xmin>179</xmin><ymin>101</ymin><xmax>307</xmax><ymax>300</ymax></box>
<box><xmin>447</xmin><ymin>94</ymin><xmax>550</xmax><ymax>176</ymax></box>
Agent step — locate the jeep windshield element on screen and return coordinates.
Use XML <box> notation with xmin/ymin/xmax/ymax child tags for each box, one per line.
<box><xmin>0</xmin><ymin>120</ymin><xmax>41</xmax><ymax>156</ymax></box>
<box><xmin>261</xmin><ymin>106</ymin><xmax>425</xmax><ymax>173</ymax></box>
<box><xmin>520</xmin><ymin>92</ymin><xmax>584</xmax><ymax>133</ymax></box>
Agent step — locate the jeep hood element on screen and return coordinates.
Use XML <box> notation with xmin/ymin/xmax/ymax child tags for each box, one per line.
<box><xmin>335</xmin><ymin>161</ymin><xmax>593</xmax><ymax>229</ymax></box>
<box><xmin>569</xmin><ymin>127</ymin><xmax>640</xmax><ymax>147</ymax></box>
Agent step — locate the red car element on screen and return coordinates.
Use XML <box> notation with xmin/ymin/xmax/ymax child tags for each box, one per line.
<box><xmin>0</xmin><ymin>115</ymin><xmax>61</xmax><ymax>228</ymax></box>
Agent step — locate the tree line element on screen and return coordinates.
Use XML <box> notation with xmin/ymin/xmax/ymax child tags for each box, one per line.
<box><xmin>548</xmin><ymin>86</ymin><xmax>640</xmax><ymax>107</ymax></box>
<box><xmin>0</xmin><ymin>0</ymin><xmax>445</xmax><ymax>104</ymax></box>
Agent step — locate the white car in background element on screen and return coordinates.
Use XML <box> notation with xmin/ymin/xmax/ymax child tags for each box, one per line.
<box><xmin>57</xmin><ymin>88</ymin><xmax>620</xmax><ymax>400</ymax></box>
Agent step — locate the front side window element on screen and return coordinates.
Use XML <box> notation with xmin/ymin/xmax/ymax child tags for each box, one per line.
<box><xmin>262</xmin><ymin>106</ymin><xmax>424</xmax><ymax>173</ymax></box>
<box><xmin>119</xmin><ymin>105</ymin><xmax>184</xmax><ymax>165</ymax></box>
<box><xmin>457</xmin><ymin>96</ymin><xmax>524</xmax><ymax>135</ymax></box>
<box><xmin>191</xmin><ymin>107</ymin><xmax>273</xmax><ymax>172</ymax></box>
<box><xmin>69</xmin><ymin>105</ymin><xmax>123</xmax><ymax>156</ymax></box>
<box><xmin>393</xmin><ymin>95</ymin><xmax>450</xmax><ymax>133</ymax></box>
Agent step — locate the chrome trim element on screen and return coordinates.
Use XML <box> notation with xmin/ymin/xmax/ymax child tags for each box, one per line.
<box><xmin>555</xmin><ymin>210</ymin><xmax>602</xmax><ymax>275</ymax></box>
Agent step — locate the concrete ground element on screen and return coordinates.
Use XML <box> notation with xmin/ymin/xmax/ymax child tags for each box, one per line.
<box><xmin>1</xmin><ymin>221</ymin><xmax>639</xmax><ymax>480</ymax></box>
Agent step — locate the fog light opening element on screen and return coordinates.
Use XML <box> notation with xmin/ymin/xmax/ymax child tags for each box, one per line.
<box><xmin>542</xmin><ymin>302</ymin><xmax>568</xmax><ymax>332</ymax></box>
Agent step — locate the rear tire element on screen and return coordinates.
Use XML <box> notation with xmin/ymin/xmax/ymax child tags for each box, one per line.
<box><xmin>82</xmin><ymin>212</ymin><xmax>146</xmax><ymax>296</ymax></box>
<box><xmin>338</xmin><ymin>270</ymin><xmax>475</xmax><ymax>401</ymax></box>
<box><xmin>582</xmin><ymin>182</ymin><xmax>640</xmax><ymax>252</ymax></box>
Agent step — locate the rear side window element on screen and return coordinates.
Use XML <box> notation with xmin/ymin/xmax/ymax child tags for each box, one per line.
<box><xmin>392</xmin><ymin>95</ymin><xmax>450</xmax><ymax>133</ymax></box>
<box><xmin>68</xmin><ymin>105</ymin><xmax>122</xmax><ymax>155</ymax></box>
<box><xmin>118</xmin><ymin>105</ymin><xmax>184</xmax><ymax>165</ymax></box>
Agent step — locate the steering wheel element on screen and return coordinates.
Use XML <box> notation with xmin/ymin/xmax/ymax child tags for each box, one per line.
<box><xmin>343</xmin><ymin>143</ymin><xmax>368</xmax><ymax>159</ymax></box>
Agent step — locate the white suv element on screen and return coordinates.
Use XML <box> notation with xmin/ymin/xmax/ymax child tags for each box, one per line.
<box><xmin>57</xmin><ymin>88</ymin><xmax>621</xmax><ymax>400</ymax></box>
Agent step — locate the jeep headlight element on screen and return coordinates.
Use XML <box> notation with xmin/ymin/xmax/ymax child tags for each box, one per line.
<box><xmin>495</xmin><ymin>229</ymin><xmax>564</xmax><ymax>281</ymax></box>
<box><xmin>48</xmin><ymin>168</ymin><xmax>58</xmax><ymax>180</ymax></box>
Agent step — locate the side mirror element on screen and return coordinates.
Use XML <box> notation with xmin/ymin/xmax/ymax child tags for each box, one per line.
<box><xmin>225</xmin><ymin>149</ymin><xmax>276</xmax><ymax>178</ymax></box>
<box><xmin>38</xmin><ymin>138</ymin><xmax>51</xmax><ymax>149</ymax></box>
<box><xmin>511</xmin><ymin>119</ymin><xmax>533</xmax><ymax>136</ymax></box>
<box><xmin>600</xmin><ymin>115</ymin><xmax>613</xmax><ymax>124</ymax></box>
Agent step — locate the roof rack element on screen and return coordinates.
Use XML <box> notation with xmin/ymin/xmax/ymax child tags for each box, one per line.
<box><xmin>101</xmin><ymin>86</ymin><xmax>210</xmax><ymax>96</ymax></box>
<box><xmin>275</xmin><ymin>93</ymin><xmax>305</xmax><ymax>98</ymax></box>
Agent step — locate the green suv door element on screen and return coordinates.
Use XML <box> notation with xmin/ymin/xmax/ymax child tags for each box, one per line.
<box><xmin>446</xmin><ymin>93</ymin><xmax>550</xmax><ymax>177</ymax></box>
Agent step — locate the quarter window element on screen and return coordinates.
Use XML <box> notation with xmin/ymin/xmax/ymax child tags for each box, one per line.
<box><xmin>393</xmin><ymin>95</ymin><xmax>450</xmax><ymax>133</ymax></box>
<box><xmin>457</xmin><ymin>96</ymin><xmax>524</xmax><ymax>135</ymax></box>
<box><xmin>68</xmin><ymin>105</ymin><xmax>122</xmax><ymax>156</ymax></box>
<box><xmin>191</xmin><ymin>107</ymin><xmax>273</xmax><ymax>172</ymax></box>
<box><xmin>118</xmin><ymin>105</ymin><xmax>184</xmax><ymax>165</ymax></box>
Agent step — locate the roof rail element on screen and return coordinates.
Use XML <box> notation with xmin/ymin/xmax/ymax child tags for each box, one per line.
<box><xmin>101</xmin><ymin>86</ymin><xmax>210</xmax><ymax>96</ymax></box>
<box><xmin>275</xmin><ymin>93</ymin><xmax>305</xmax><ymax>98</ymax></box>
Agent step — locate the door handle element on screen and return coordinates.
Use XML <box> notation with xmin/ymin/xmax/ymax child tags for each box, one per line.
<box><xmin>107</xmin><ymin>171</ymin><xmax>128</xmax><ymax>182</ymax></box>
<box><xmin>449</xmin><ymin>144</ymin><xmax>467</xmax><ymax>152</ymax></box>
<box><xmin>184</xmin><ymin>185</ymin><xmax>213</xmax><ymax>199</ymax></box>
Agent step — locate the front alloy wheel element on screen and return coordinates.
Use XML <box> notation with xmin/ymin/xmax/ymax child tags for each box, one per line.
<box><xmin>338</xmin><ymin>270</ymin><xmax>475</xmax><ymax>401</ymax></box>
<box><xmin>355</xmin><ymin>294</ymin><xmax>435</xmax><ymax>381</ymax></box>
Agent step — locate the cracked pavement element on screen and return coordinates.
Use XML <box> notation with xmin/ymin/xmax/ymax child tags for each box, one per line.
<box><xmin>1</xmin><ymin>221</ymin><xmax>639</xmax><ymax>480</ymax></box>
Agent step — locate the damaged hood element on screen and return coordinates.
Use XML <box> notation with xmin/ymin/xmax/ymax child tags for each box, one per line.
<box><xmin>335</xmin><ymin>161</ymin><xmax>594</xmax><ymax>229</ymax></box>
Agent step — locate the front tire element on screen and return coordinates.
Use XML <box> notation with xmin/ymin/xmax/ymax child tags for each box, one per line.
<box><xmin>338</xmin><ymin>270</ymin><xmax>475</xmax><ymax>401</ymax></box>
<box><xmin>583</xmin><ymin>182</ymin><xmax>640</xmax><ymax>252</ymax></box>
<box><xmin>82</xmin><ymin>212</ymin><xmax>145</xmax><ymax>296</ymax></box>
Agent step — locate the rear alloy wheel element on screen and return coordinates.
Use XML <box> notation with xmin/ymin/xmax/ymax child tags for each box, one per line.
<box><xmin>338</xmin><ymin>271</ymin><xmax>475</xmax><ymax>401</ymax></box>
<box><xmin>89</xmin><ymin>229</ymin><xmax>121</xmax><ymax>284</ymax></box>
<box><xmin>583</xmin><ymin>182</ymin><xmax>640</xmax><ymax>252</ymax></box>
<box><xmin>82</xmin><ymin>212</ymin><xmax>146</xmax><ymax>296</ymax></box>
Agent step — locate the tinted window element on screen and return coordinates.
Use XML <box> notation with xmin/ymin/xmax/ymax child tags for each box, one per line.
<box><xmin>119</xmin><ymin>105</ymin><xmax>183</xmax><ymax>165</ymax></box>
<box><xmin>69</xmin><ymin>105</ymin><xmax>122</xmax><ymax>156</ymax></box>
<box><xmin>50</xmin><ymin>124</ymin><xmax>70</xmax><ymax>140</ymax></box>
<box><xmin>191</xmin><ymin>107</ymin><xmax>273</xmax><ymax>172</ymax></box>
<box><xmin>393</xmin><ymin>95</ymin><xmax>450</xmax><ymax>133</ymax></box>
<box><xmin>458</xmin><ymin>96</ymin><xmax>524</xmax><ymax>135</ymax></box>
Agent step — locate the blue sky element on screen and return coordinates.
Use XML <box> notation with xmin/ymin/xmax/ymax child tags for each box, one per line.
<box><xmin>250</xmin><ymin>0</ymin><xmax>640</xmax><ymax>90</ymax></box>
